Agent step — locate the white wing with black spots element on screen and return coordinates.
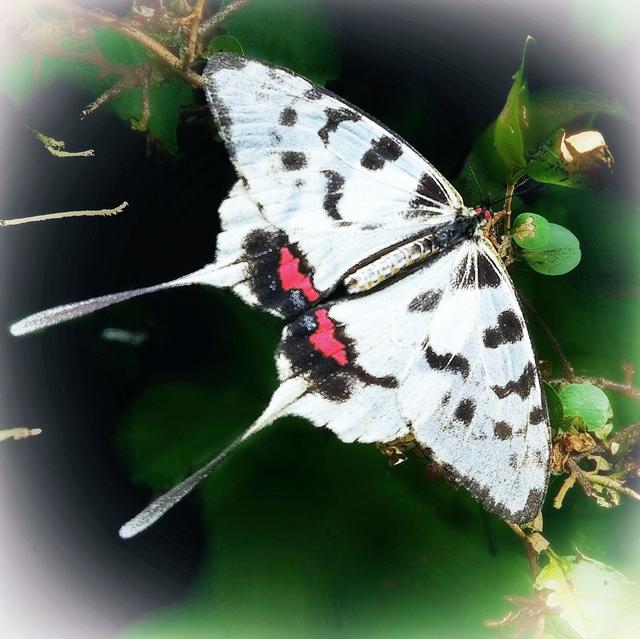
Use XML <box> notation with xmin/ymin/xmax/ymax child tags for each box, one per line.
<box><xmin>210</xmin><ymin>180</ymin><xmax>439</xmax><ymax>317</ymax></box>
<box><xmin>204</xmin><ymin>54</ymin><xmax>463</xmax><ymax>231</ymax></box>
<box><xmin>271</xmin><ymin>238</ymin><xmax>549</xmax><ymax>522</ymax></box>
<box><xmin>201</xmin><ymin>54</ymin><xmax>465</xmax><ymax>313</ymax></box>
<box><xmin>395</xmin><ymin>239</ymin><xmax>550</xmax><ymax>521</ymax></box>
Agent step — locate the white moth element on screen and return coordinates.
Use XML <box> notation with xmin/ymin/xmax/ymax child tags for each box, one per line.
<box><xmin>10</xmin><ymin>54</ymin><xmax>550</xmax><ymax>538</ymax></box>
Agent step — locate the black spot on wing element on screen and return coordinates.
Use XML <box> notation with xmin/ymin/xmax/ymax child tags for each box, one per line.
<box><xmin>318</xmin><ymin>108</ymin><xmax>361</xmax><ymax>145</ymax></box>
<box><xmin>281</xmin><ymin>151</ymin><xmax>307</xmax><ymax>171</ymax></box>
<box><xmin>491</xmin><ymin>362</ymin><xmax>537</xmax><ymax>400</ymax></box>
<box><xmin>361</xmin><ymin>135</ymin><xmax>403</xmax><ymax>170</ymax></box>
<box><xmin>483</xmin><ymin>310</ymin><xmax>524</xmax><ymax>348</ymax></box>
<box><xmin>408</xmin><ymin>289</ymin><xmax>442</xmax><ymax>313</ymax></box>
<box><xmin>529</xmin><ymin>406</ymin><xmax>546</xmax><ymax>425</ymax></box>
<box><xmin>454</xmin><ymin>398</ymin><xmax>476</xmax><ymax>425</ymax></box>
<box><xmin>454</xmin><ymin>252</ymin><xmax>476</xmax><ymax>288</ymax></box>
<box><xmin>477</xmin><ymin>252</ymin><xmax>501</xmax><ymax>288</ymax></box>
<box><xmin>410</xmin><ymin>173</ymin><xmax>449</xmax><ymax>208</ymax></box>
<box><xmin>493</xmin><ymin>421</ymin><xmax>513</xmax><ymax>440</ymax></box>
<box><xmin>279</xmin><ymin>107</ymin><xmax>298</xmax><ymax>126</ymax></box>
<box><xmin>424</xmin><ymin>346</ymin><xmax>470</xmax><ymax>379</ymax></box>
<box><xmin>321</xmin><ymin>170</ymin><xmax>345</xmax><ymax>220</ymax></box>
<box><xmin>455</xmin><ymin>250</ymin><xmax>502</xmax><ymax>289</ymax></box>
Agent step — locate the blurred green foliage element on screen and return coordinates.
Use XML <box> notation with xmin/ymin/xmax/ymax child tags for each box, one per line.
<box><xmin>220</xmin><ymin>0</ymin><xmax>340</xmax><ymax>85</ymax></box>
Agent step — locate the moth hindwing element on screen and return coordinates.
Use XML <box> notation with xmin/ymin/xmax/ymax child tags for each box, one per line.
<box><xmin>10</xmin><ymin>53</ymin><xmax>551</xmax><ymax>537</ymax></box>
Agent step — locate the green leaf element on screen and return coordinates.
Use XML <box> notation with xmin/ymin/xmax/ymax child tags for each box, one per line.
<box><xmin>558</xmin><ymin>384</ymin><xmax>612</xmax><ymax>431</ymax></box>
<box><xmin>512</xmin><ymin>213</ymin><xmax>551</xmax><ymax>250</ymax></box>
<box><xmin>535</xmin><ymin>552</ymin><xmax>640</xmax><ymax>639</ymax></box>
<box><xmin>205</xmin><ymin>34</ymin><xmax>244</xmax><ymax>56</ymax></box>
<box><xmin>526</xmin><ymin>129</ymin><xmax>614</xmax><ymax>190</ymax></box>
<box><xmin>147</xmin><ymin>80</ymin><xmax>193</xmax><ymax>152</ymax></box>
<box><xmin>93</xmin><ymin>27</ymin><xmax>150</xmax><ymax>66</ymax></box>
<box><xmin>528</xmin><ymin>88</ymin><xmax>631</xmax><ymax>149</ymax></box>
<box><xmin>454</xmin><ymin>124</ymin><xmax>508</xmax><ymax>205</ymax></box>
<box><xmin>112</xmin><ymin>87</ymin><xmax>143</xmax><ymax>122</ymax></box>
<box><xmin>522</xmin><ymin>222</ymin><xmax>581</xmax><ymax>276</ymax></box>
<box><xmin>221</xmin><ymin>0</ymin><xmax>340</xmax><ymax>85</ymax></box>
<box><xmin>111</xmin><ymin>80</ymin><xmax>192</xmax><ymax>152</ymax></box>
<box><xmin>494</xmin><ymin>36</ymin><xmax>534</xmax><ymax>171</ymax></box>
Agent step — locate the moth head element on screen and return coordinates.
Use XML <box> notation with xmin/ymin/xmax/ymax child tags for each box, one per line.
<box><xmin>473</xmin><ymin>205</ymin><xmax>493</xmax><ymax>224</ymax></box>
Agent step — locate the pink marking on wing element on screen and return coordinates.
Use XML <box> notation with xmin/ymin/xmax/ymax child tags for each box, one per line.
<box><xmin>278</xmin><ymin>247</ymin><xmax>320</xmax><ymax>302</ymax></box>
<box><xmin>309</xmin><ymin>309</ymin><xmax>348</xmax><ymax>366</ymax></box>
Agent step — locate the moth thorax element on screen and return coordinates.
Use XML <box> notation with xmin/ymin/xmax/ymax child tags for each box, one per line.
<box><xmin>344</xmin><ymin>236</ymin><xmax>437</xmax><ymax>294</ymax></box>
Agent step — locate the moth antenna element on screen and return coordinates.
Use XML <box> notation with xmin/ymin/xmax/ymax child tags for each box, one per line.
<box><xmin>9</xmin><ymin>264</ymin><xmax>226</xmax><ymax>336</ymax></box>
<box><xmin>118</xmin><ymin>377</ymin><xmax>307</xmax><ymax>539</ymax></box>
<box><xmin>465</xmin><ymin>159</ymin><xmax>486</xmax><ymax>204</ymax></box>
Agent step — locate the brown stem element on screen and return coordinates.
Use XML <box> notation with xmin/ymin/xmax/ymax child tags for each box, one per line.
<box><xmin>0</xmin><ymin>428</ymin><xmax>42</xmax><ymax>442</ymax></box>
<box><xmin>610</xmin><ymin>422</ymin><xmax>640</xmax><ymax>447</ymax></box>
<box><xmin>549</xmin><ymin>375</ymin><xmax>640</xmax><ymax>400</ymax></box>
<box><xmin>51</xmin><ymin>3</ymin><xmax>206</xmax><ymax>89</ymax></box>
<box><xmin>82</xmin><ymin>77</ymin><xmax>135</xmax><ymax>118</ymax></box>
<box><xmin>622</xmin><ymin>362</ymin><xmax>635</xmax><ymax>386</ymax></box>
<box><xmin>0</xmin><ymin>202</ymin><xmax>128</xmax><ymax>227</ymax></box>
<box><xmin>199</xmin><ymin>0</ymin><xmax>252</xmax><ymax>41</ymax></box>
<box><xmin>566</xmin><ymin>458</ymin><xmax>596</xmax><ymax>497</ymax></box>
<box><xmin>507</xmin><ymin>523</ymin><xmax>540</xmax><ymax>579</ymax></box>
<box><xmin>140</xmin><ymin>73</ymin><xmax>151</xmax><ymax>129</ymax></box>
<box><xmin>553</xmin><ymin>473</ymin><xmax>576</xmax><ymax>509</ymax></box>
<box><xmin>503</xmin><ymin>180</ymin><xmax>515</xmax><ymax>234</ymax></box>
<box><xmin>581</xmin><ymin>376</ymin><xmax>640</xmax><ymax>399</ymax></box>
<box><xmin>182</xmin><ymin>0</ymin><xmax>207</xmax><ymax>70</ymax></box>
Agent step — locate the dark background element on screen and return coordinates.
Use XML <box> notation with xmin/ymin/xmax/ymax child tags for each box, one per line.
<box><xmin>1</xmin><ymin>1</ymin><xmax>638</xmax><ymax>637</ymax></box>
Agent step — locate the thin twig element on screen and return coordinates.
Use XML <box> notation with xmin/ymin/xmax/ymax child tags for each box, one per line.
<box><xmin>0</xmin><ymin>428</ymin><xmax>42</xmax><ymax>442</ymax></box>
<box><xmin>519</xmin><ymin>294</ymin><xmax>575</xmax><ymax>379</ymax></box>
<box><xmin>587</xmin><ymin>472</ymin><xmax>640</xmax><ymax>501</ymax></box>
<box><xmin>580</xmin><ymin>376</ymin><xmax>640</xmax><ymax>399</ymax></box>
<box><xmin>52</xmin><ymin>4</ymin><xmax>206</xmax><ymax>89</ymax></box>
<box><xmin>199</xmin><ymin>0</ymin><xmax>252</xmax><ymax>41</ymax></box>
<box><xmin>566</xmin><ymin>458</ymin><xmax>596</xmax><ymax>497</ymax></box>
<box><xmin>610</xmin><ymin>422</ymin><xmax>640</xmax><ymax>447</ymax></box>
<box><xmin>82</xmin><ymin>77</ymin><xmax>136</xmax><ymax>119</ymax></box>
<box><xmin>0</xmin><ymin>202</ymin><xmax>128</xmax><ymax>227</ymax></box>
<box><xmin>140</xmin><ymin>73</ymin><xmax>151</xmax><ymax>129</ymax></box>
<box><xmin>503</xmin><ymin>180</ymin><xmax>516</xmax><ymax>234</ymax></box>
<box><xmin>553</xmin><ymin>473</ymin><xmax>576</xmax><ymax>509</ymax></box>
<box><xmin>548</xmin><ymin>375</ymin><xmax>640</xmax><ymax>400</ymax></box>
<box><xmin>507</xmin><ymin>523</ymin><xmax>540</xmax><ymax>579</ymax></box>
<box><xmin>182</xmin><ymin>0</ymin><xmax>207</xmax><ymax>70</ymax></box>
<box><xmin>31</xmin><ymin>129</ymin><xmax>94</xmax><ymax>157</ymax></box>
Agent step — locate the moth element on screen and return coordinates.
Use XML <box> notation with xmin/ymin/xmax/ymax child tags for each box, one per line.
<box><xmin>11</xmin><ymin>54</ymin><xmax>551</xmax><ymax>538</ymax></box>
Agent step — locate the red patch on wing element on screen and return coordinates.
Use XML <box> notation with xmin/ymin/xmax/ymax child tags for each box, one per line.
<box><xmin>309</xmin><ymin>309</ymin><xmax>348</xmax><ymax>366</ymax></box>
<box><xmin>278</xmin><ymin>247</ymin><xmax>320</xmax><ymax>302</ymax></box>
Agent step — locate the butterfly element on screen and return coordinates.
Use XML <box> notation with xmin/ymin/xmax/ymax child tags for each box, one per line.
<box><xmin>10</xmin><ymin>54</ymin><xmax>551</xmax><ymax>538</ymax></box>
